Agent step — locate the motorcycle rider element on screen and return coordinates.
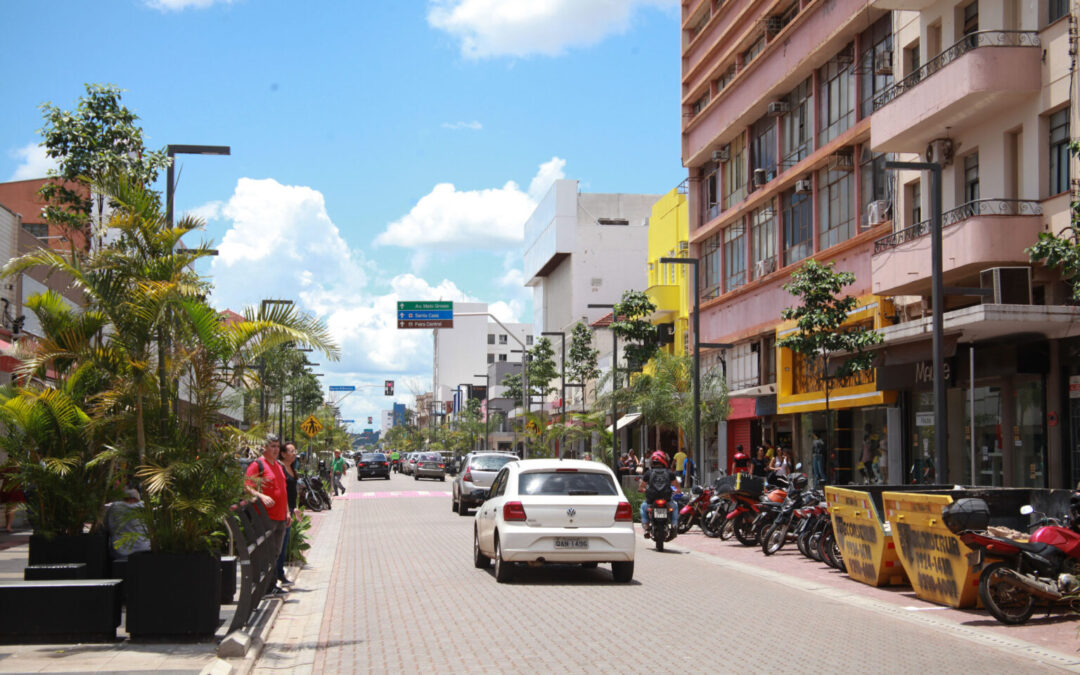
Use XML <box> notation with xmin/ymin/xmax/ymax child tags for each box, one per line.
<box><xmin>639</xmin><ymin>450</ymin><xmax>681</xmax><ymax>539</ymax></box>
<box><xmin>732</xmin><ymin>447</ymin><xmax>751</xmax><ymax>475</ymax></box>
<box><xmin>390</xmin><ymin>449</ymin><xmax>401</xmax><ymax>473</ymax></box>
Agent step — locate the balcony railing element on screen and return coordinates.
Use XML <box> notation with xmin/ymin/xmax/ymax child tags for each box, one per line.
<box><xmin>873</xmin><ymin>199</ymin><xmax>1042</xmax><ymax>254</ymax></box>
<box><xmin>872</xmin><ymin>31</ymin><xmax>1040</xmax><ymax>111</ymax></box>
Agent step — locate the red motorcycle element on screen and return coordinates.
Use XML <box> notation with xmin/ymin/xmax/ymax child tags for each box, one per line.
<box><xmin>678</xmin><ymin>485</ymin><xmax>715</xmax><ymax>534</ymax></box>
<box><xmin>946</xmin><ymin>497</ymin><xmax>1080</xmax><ymax>625</ymax></box>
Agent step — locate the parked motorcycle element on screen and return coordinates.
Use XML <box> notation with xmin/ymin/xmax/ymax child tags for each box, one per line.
<box><xmin>761</xmin><ymin>476</ymin><xmax>813</xmax><ymax>556</ymax></box>
<box><xmin>700</xmin><ymin>495</ymin><xmax>732</xmax><ymax>538</ymax></box>
<box><xmin>949</xmin><ymin>498</ymin><xmax>1080</xmax><ymax>625</ymax></box>
<box><xmin>297</xmin><ymin>472</ymin><xmax>324</xmax><ymax>511</ymax></box>
<box><xmin>678</xmin><ymin>485</ymin><xmax>715</xmax><ymax>534</ymax></box>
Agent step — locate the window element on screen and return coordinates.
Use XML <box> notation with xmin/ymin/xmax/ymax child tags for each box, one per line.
<box><xmin>859</xmin><ymin>148</ymin><xmax>892</xmax><ymax>228</ymax></box>
<box><xmin>1049</xmin><ymin>0</ymin><xmax>1068</xmax><ymax>23</ymax></box>
<box><xmin>723</xmin><ymin>222</ymin><xmax>746</xmax><ymax>291</ymax></box>
<box><xmin>487</xmin><ymin>354</ymin><xmax>495</xmax><ymax>364</ymax></box>
<box><xmin>487</xmin><ymin>334</ymin><xmax>495</xmax><ymax>345</ymax></box>
<box><xmin>818</xmin><ymin>47</ymin><xmax>855</xmax><ymax>144</ymax></box>
<box><xmin>498</xmin><ymin>334</ymin><xmax>508</xmax><ymax>345</ymax></box>
<box><xmin>817</xmin><ymin>167</ymin><xmax>855</xmax><ymax>249</ymax></box>
<box><xmin>1050</xmin><ymin>108</ymin><xmax>1071</xmax><ymax>195</ymax></box>
<box><xmin>702</xmin><ymin>233</ymin><xmax>723</xmax><ymax>299</ymax></box>
<box><xmin>743</xmin><ymin>36</ymin><xmax>766</xmax><ymax>66</ymax></box>
<box><xmin>962</xmin><ymin>2</ymin><xmax>979</xmax><ymax>37</ymax></box>
<box><xmin>498</xmin><ymin>353</ymin><xmax>507</xmax><ymax>362</ymax></box>
<box><xmin>704</xmin><ymin>163</ymin><xmax>720</xmax><ymax>222</ymax></box>
<box><xmin>907</xmin><ymin>180</ymin><xmax>922</xmax><ymax>227</ymax></box>
<box><xmin>781</xmin><ymin>78</ymin><xmax>813</xmax><ymax>166</ymax></box>
<box><xmin>714</xmin><ymin>65</ymin><xmax>737</xmax><ymax>95</ymax></box>
<box><xmin>750</xmin><ymin>201</ymin><xmax>776</xmax><ymax>280</ymax></box>
<box><xmin>519</xmin><ymin>471</ymin><xmax>617</xmax><ymax>496</ymax></box>
<box><xmin>688</xmin><ymin>6</ymin><xmax>711</xmax><ymax>41</ymax></box>
<box><xmin>723</xmin><ymin>133</ymin><xmax>746</xmax><ymax>209</ymax></box>
<box><xmin>963</xmin><ymin>153</ymin><xmax>980</xmax><ymax>203</ymax></box>
<box><xmin>782</xmin><ymin>189</ymin><xmax>812</xmax><ymax>266</ymax></box>
<box><xmin>728</xmin><ymin>342</ymin><xmax>759</xmax><ymax>390</ymax></box>
<box><xmin>526</xmin><ymin>335</ymin><xmax>534</xmax><ymax>345</ymax></box>
<box><xmin>22</xmin><ymin>223</ymin><xmax>48</xmax><ymax>240</ymax></box>
<box><xmin>858</xmin><ymin>15</ymin><xmax>893</xmax><ymax>118</ymax></box>
<box><xmin>750</xmin><ymin>116</ymin><xmax>777</xmax><ymax>186</ymax></box>
<box><xmin>692</xmin><ymin>91</ymin><xmax>711</xmax><ymax>116</ymax></box>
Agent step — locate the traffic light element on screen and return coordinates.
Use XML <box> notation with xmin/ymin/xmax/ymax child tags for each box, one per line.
<box><xmin>385</xmin><ymin>380</ymin><xmax>394</xmax><ymax>396</ymax></box>
<box><xmin>367</xmin><ymin>416</ymin><xmax>373</xmax><ymax>424</ymax></box>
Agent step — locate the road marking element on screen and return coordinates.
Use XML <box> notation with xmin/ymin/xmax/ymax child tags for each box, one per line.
<box><xmin>340</xmin><ymin>491</ymin><xmax>452</xmax><ymax>500</ymax></box>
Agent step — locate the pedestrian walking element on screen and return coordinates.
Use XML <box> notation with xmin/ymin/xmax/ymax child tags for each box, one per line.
<box><xmin>245</xmin><ymin>434</ymin><xmax>289</xmax><ymax>595</ymax></box>
<box><xmin>811</xmin><ymin>432</ymin><xmax>827</xmax><ymax>486</ymax></box>
<box><xmin>331</xmin><ymin>449</ymin><xmax>347</xmax><ymax>496</ymax></box>
<box><xmin>277</xmin><ymin>442</ymin><xmax>300</xmax><ymax>585</ymax></box>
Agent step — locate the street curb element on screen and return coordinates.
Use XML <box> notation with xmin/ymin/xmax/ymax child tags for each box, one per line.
<box><xmin>673</xmin><ymin>541</ymin><xmax>1080</xmax><ymax>672</ymax></box>
<box><xmin>201</xmin><ymin>595</ymin><xmax>283</xmax><ymax>675</ymax></box>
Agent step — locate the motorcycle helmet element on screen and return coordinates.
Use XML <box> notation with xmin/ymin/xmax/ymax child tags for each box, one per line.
<box><xmin>733</xmin><ymin>452</ymin><xmax>750</xmax><ymax>469</ymax></box>
<box><xmin>790</xmin><ymin>473</ymin><xmax>809</xmax><ymax>491</ymax></box>
<box><xmin>650</xmin><ymin>450</ymin><xmax>669</xmax><ymax>468</ymax></box>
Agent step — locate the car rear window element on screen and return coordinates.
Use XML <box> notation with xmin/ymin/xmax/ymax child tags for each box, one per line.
<box><xmin>470</xmin><ymin>455</ymin><xmax>516</xmax><ymax>471</ymax></box>
<box><xmin>518</xmin><ymin>471</ymin><xmax>618</xmax><ymax>496</ymax></box>
<box><xmin>360</xmin><ymin>454</ymin><xmax>385</xmax><ymax>461</ymax></box>
<box><xmin>420</xmin><ymin>454</ymin><xmax>441</xmax><ymax>462</ymax></box>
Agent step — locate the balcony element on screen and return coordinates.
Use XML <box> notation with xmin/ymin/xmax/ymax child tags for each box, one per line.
<box><xmin>646</xmin><ymin>283</ymin><xmax>681</xmax><ymax>321</ymax></box>
<box><xmin>870</xmin><ymin>31</ymin><xmax>1041</xmax><ymax>153</ymax></box>
<box><xmin>871</xmin><ymin>199</ymin><xmax>1043</xmax><ymax>296</ymax></box>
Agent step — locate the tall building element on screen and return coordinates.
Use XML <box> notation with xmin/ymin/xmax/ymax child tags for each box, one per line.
<box><xmin>681</xmin><ymin>0</ymin><xmax>1077</xmax><ymax>487</ymax></box>
<box><xmin>380</xmin><ymin>410</ymin><xmax>393</xmax><ymax>435</ymax></box>
<box><xmin>646</xmin><ymin>184</ymin><xmax>693</xmax><ymax>359</ymax></box>
<box><xmin>524</xmin><ymin>179</ymin><xmax>659</xmax><ymax>335</ymax></box>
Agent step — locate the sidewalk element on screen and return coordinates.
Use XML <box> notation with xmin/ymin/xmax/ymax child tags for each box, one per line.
<box><xmin>0</xmin><ymin>529</ymin><xmax>226</xmax><ymax>674</ymax></box>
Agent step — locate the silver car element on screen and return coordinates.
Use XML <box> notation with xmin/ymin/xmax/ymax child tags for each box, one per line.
<box><xmin>452</xmin><ymin>452</ymin><xmax>518</xmax><ymax>516</ymax></box>
<box><xmin>414</xmin><ymin>452</ymin><xmax>446</xmax><ymax>481</ymax></box>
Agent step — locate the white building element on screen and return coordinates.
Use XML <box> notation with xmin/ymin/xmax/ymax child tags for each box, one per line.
<box><xmin>524</xmin><ymin>179</ymin><xmax>659</xmax><ymax>335</ymax></box>
<box><xmin>380</xmin><ymin>410</ymin><xmax>393</xmax><ymax>435</ymax></box>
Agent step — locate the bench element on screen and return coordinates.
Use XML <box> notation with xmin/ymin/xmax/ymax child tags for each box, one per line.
<box><xmin>223</xmin><ymin>501</ymin><xmax>278</xmax><ymax>632</ymax></box>
<box><xmin>24</xmin><ymin>563</ymin><xmax>87</xmax><ymax>581</ymax></box>
<box><xmin>0</xmin><ymin>579</ymin><xmax>122</xmax><ymax>643</ymax></box>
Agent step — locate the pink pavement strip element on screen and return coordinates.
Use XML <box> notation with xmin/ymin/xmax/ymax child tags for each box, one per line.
<box><xmin>337</xmin><ymin>490</ymin><xmax>451</xmax><ymax>500</ymax></box>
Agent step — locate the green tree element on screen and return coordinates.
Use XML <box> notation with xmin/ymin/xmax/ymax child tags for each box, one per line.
<box><xmin>1028</xmin><ymin>141</ymin><xmax>1080</xmax><ymax>297</ymax></box>
<box><xmin>627</xmin><ymin>351</ymin><xmax>729</xmax><ymax>456</ymax></box>
<box><xmin>527</xmin><ymin>337</ymin><xmax>559</xmax><ymax>399</ymax></box>
<box><xmin>611</xmin><ymin>290</ymin><xmax>659</xmax><ymax>372</ymax></box>
<box><xmin>37</xmin><ymin>83</ymin><xmax>170</xmax><ymax>248</ymax></box>
<box><xmin>776</xmin><ymin>260</ymin><xmax>882</xmax><ymax>470</ymax></box>
<box><xmin>567</xmin><ymin>320</ymin><xmax>599</xmax><ymax>411</ymax></box>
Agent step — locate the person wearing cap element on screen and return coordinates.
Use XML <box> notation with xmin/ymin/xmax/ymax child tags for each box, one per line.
<box><xmin>245</xmin><ymin>434</ymin><xmax>289</xmax><ymax>594</ymax></box>
<box><xmin>103</xmin><ymin>487</ymin><xmax>151</xmax><ymax>560</ymax></box>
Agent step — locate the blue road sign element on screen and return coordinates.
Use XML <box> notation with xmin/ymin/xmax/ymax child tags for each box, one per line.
<box><xmin>341</xmin><ymin>419</ymin><xmax>355</xmax><ymax>423</ymax></box>
<box><xmin>328</xmin><ymin>385</ymin><xmax>356</xmax><ymax>392</ymax></box>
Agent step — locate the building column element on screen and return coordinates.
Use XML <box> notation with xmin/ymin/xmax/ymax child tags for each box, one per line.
<box><xmin>1001</xmin><ymin>376</ymin><xmax>1016</xmax><ymax>486</ymax></box>
<box><xmin>1048</xmin><ymin>339</ymin><xmax>1064</xmax><ymax>488</ymax></box>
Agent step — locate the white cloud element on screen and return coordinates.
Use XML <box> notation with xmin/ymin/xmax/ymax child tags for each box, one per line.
<box><xmin>145</xmin><ymin>0</ymin><xmax>233</xmax><ymax>10</ymax></box>
<box><xmin>441</xmin><ymin>121</ymin><xmax>483</xmax><ymax>131</ymax></box>
<box><xmin>375</xmin><ymin>156</ymin><xmax>565</xmax><ymax>251</ymax></box>
<box><xmin>207</xmin><ymin>177</ymin><xmax>523</xmax><ymax>418</ymax></box>
<box><xmin>187</xmin><ymin>200</ymin><xmax>224</xmax><ymax>222</ymax></box>
<box><xmin>9</xmin><ymin>143</ymin><xmax>56</xmax><ymax>181</ymax></box>
<box><xmin>427</xmin><ymin>0</ymin><xmax>676</xmax><ymax>59</ymax></box>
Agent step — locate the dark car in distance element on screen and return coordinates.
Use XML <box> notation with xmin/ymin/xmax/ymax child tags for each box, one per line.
<box><xmin>357</xmin><ymin>452</ymin><xmax>391</xmax><ymax>480</ymax></box>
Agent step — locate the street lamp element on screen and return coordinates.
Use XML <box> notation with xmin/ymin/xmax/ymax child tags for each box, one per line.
<box><xmin>165</xmin><ymin>144</ymin><xmax>231</xmax><ymax>227</ymax></box>
<box><xmin>541</xmin><ymin>330</ymin><xmax>567</xmax><ymax>459</ymax></box>
<box><xmin>886</xmin><ymin>160</ymin><xmax>946</xmax><ymax>482</ymax></box>
<box><xmin>474</xmin><ymin>372</ymin><xmax>489</xmax><ymax>450</ymax></box>
<box><xmin>587</xmin><ymin>303</ymin><xmax>619</xmax><ymax>472</ymax></box>
<box><xmin>659</xmin><ymin>256</ymin><xmax>704</xmax><ymax>480</ymax></box>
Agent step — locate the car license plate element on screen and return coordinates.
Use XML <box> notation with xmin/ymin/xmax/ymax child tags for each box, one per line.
<box><xmin>652</xmin><ymin>509</ymin><xmax>668</xmax><ymax>520</ymax></box>
<box><xmin>555</xmin><ymin>537</ymin><xmax>588</xmax><ymax>550</ymax></box>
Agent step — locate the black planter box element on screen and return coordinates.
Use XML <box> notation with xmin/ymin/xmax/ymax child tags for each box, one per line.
<box><xmin>28</xmin><ymin>533</ymin><xmax>110</xmax><ymax>579</ymax></box>
<box><xmin>24</xmin><ymin>563</ymin><xmax>87</xmax><ymax>580</ymax></box>
<box><xmin>220</xmin><ymin>555</ymin><xmax>237</xmax><ymax>604</ymax></box>
<box><xmin>0</xmin><ymin>579</ymin><xmax>122</xmax><ymax>643</ymax></box>
<box><xmin>126</xmin><ymin>552</ymin><xmax>222</xmax><ymax>639</ymax></box>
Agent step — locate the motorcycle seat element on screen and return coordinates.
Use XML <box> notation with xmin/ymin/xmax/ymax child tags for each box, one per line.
<box><xmin>1010</xmin><ymin>539</ymin><xmax>1059</xmax><ymax>557</ymax></box>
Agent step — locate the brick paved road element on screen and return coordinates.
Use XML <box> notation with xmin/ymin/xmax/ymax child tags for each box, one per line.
<box><xmin>254</xmin><ymin>472</ymin><xmax>1080</xmax><ymax>674</ymax></box>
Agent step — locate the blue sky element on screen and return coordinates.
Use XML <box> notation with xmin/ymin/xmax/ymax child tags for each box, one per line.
<box><xmin>0</xmin><ymin>0</ymin><xmax>683</xmax><ymax>428</ymax></box>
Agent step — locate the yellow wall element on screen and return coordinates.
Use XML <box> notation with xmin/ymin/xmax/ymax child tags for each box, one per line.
<box><xmin>646</xmin><ymin>187</ymin><xmax>690</xmax><ymax>357</ymax></box>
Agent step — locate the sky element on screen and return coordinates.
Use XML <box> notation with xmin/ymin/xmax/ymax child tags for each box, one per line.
<box><xmin>0</xmin><ymin>0</ymin><xmax>684</xmax><ymax>431</ymax></box>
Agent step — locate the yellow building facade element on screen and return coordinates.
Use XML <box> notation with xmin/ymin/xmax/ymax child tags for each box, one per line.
<box><xmin>645</xmin><ymin>186</ymin><xmax>691</xmax><ymax>357</ymax></box>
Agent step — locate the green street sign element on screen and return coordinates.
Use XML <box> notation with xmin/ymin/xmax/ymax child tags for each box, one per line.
<box><xmin>397</xmin><ymin>301</ymin><xmax>453</xmax><ymax>311</ymax></box>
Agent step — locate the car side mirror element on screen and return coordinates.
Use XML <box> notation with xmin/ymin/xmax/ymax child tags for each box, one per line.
<box><xmin>1020</xmin><ymin>505</ymin><xmax>1034</xmax><ymax>515</ymax></box>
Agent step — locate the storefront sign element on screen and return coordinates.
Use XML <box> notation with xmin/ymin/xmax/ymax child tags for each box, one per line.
<box><xmin>877</xmin><ymin>358</ymin><xmax>956</xmax><ymax>392</ymax></box>
<box><xmin>1070</xmin><ymin>376</ymin><xmax>1080</xmax><ymax>399</ymax></box>
<box><xmin>915</xmin><ymin>412</ymin><xmax>935</xmax><ymax>427</ymax></box>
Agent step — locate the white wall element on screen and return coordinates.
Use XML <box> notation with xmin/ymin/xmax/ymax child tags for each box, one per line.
<box><xmin>433</xmin><ymin>302</ymin><xmax>489</xmax><ymax>408</ymax></box>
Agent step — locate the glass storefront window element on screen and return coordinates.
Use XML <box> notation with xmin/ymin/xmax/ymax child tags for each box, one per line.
<box><xmin>1014</xmin><ymin>379</ymin><xmax>1046</xmax><ymax>487</ymax></box>
<box><xmin>799</xmin><ymin>406</ymin><xmax>888</xmax><ymax>485</ymax></box>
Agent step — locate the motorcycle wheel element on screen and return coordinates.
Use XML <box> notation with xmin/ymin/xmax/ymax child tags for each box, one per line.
<box><xmin>303</xmin><ymin>490</ymin><xmax>322</xmax><ymax>512</ymax></box>
<box><xmin>762</xmin><ymin>522</ymin><xmax>789</xmax><ymax>556</ymax></box>
<box><xmin>677</xmin><ymin>513</ymin><xmax>694</xmax><ymax>534</ymax></box>
<box><xmin>719</xmin><ymin>517</ymin><xmax>736</xmax><ymax>540</ymax></box>
<box><xmin>807</xmin><ymin>532</ymin><xmax>823</xmax><ymax>562</ymax></box>
<box><xmin>653</xmin><ymin>525</ymin><xmax>665</xmax><ymax>552</ymax></box>
<box><xmin>321</xmin><ymin>491</ymin><xmax>333</xmax><ymax>510</ymax></box>
<box><xmin>732</xmin><ymin>512</ymin><xmax>757</xmax><ymax>546</ymax></box>
<box><xmin>820</xmin><ymin>530</ymin><xmax>838</xmax><ymax>569</ymax></box>
<box><xmin>978</xmin><ymin>561</ymin><xmax>1037</xmax><ymax>625</ymax></box>
<box><xmin>701</xmin><ymin>509</ymin><xmax>722</xmax><ymax>538</ymax></box>
<box><xmin>796</xmin><ymin>527</ymin><xmax>811</xmax><ymax>558</ymax></box>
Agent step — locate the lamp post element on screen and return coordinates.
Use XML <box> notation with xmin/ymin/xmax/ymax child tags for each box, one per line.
<box><xmin>541</xmin><ymin>330</ymin><xmax>566</xmax><ymax>459</ymax></box>
<box><xmin>587</xmin><ymin>303</ymin><xmax>619</xmax><ymax>472</ymax></box>
<box><xmin>886</xmin><ymin>160</ymin><xmax>945</xmax><ymax>482</ymax></box>
<box><xmin>474</xmin><ymin>372</ymin><xmax>490</xmax><ymax>450</ymax></box>
<box><xmin>659</xmin><ymin>257</ymin><xmax>704</xmax><ymax>482</ymax></box>
<box><xmin>165</xmin><ymin>144</ymin><xmax>231</xmax><ymax>228</ymax></box>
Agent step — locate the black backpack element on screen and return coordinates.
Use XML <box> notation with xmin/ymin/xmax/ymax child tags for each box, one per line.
<box><xmin>645</xmin><ymin>469</ymin><xmax>673</xmax><ymax>501</ymax></box>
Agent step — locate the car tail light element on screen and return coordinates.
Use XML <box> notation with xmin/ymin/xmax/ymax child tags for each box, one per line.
<box><xmin>503</xmin><ymin>501</ymin><xmax>527</xmax><ymax>521</ymax></box>
<box><xmin>655</xmin><ymin>499</ymin><xmax>666</xmax><ymax>507</ymax></box>
<box><xmin>615</xmin><ymin>502</ymin><xmax>633</xmax><ymax>521</ymax></box>
<box><xmin>358</xmin><ymin>462</ymin><xmax>366</xmax><ymax>467</ymax></box>
<box><xmin>555</xmin><ymin>468</ymin><xmax>578</xmax><ymax>472</ymax></box>
<box><xmin>382</xmin><ymin>462</ymin><xmax>388</xmax><ymax>466</ymax></box>
<box><xmin>438</xmin><ymin>464</ymin><xmax>445</xmax><ymax>468</ymax></box>
<box><xmin>463</xmin><ymin>468</ymin><xmax>473</xmax><ymax>482</ymax></box>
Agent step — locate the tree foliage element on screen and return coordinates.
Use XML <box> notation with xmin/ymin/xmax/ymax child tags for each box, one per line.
<box><xmin>1028</xmin><ymin>141</ymin><xmax>1080</xmax><ymax>297</ymax></box>
<box><xmin>611</xmin><ymin>289</ymin><xmax>658</xmax><ymax>372</ymax></box>
<box><xmin>567</xmin><ymin>320</ymin><xmax>599</xmax><ymax>387</ymax></box>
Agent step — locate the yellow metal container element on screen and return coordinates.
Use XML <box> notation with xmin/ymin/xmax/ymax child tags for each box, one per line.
<box><xmin>826</xmin><ymin>486</ymin><xmax>908</xmax><ymax>587</ymax></box>
<box><xmin>881</xmin><ymin>491</ymin><xmax>980</xmax><ymax>608</ymax></box>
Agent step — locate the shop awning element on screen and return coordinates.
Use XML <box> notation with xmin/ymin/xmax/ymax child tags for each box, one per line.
<box><xmin>728</xmin><ymin>383</ymin><xmax>776</xmax><ymax>398</ymax></box>
<box><xmin>606</xmin><ymin>412</ymin><xmax>641</xmax><ymax>433</ymax></box>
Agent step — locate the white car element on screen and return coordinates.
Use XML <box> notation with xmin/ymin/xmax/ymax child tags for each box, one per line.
<box><xmin>472</xmin><ymin>459</ymin><xmax>635</xmax><ymax>583</ymax></box>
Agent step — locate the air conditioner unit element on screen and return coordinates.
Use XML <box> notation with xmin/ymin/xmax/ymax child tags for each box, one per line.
<box><xmin>679</xmin><ymin>240</ymin><xmax>689</xmax><ymax>252</ymax></box>
<box><xmin>874</xmin><ymin>50</ymin><xmax>893</xmax><ymax>76</ymax></box>
<box><xmin>828</xmin><ymin>148</ymin><xmax>854</xmax><ymax>171</ymax></box>
<box><xmin>795</xmin><ymin>178</ymin><xmax>812</xmax><ymax>194</ymax></box>
<box><xmin>925</xmin><ymin>138</ymin><xmax>954</xmax><ymax>167</ymax></box>
<box><xmin>752</xmin><ymin>168</ymin><xmax>768</xmax><ymax>188</ymax></box>
<box><xmin>867</xmin><ymin>200</ymin><xmax>891</xmax><ymax>226</ymax></box>
<box><xmin>767</xmin><ymin>100</ymin><xmax>789</xmax><ymax>116</ymax></box>
<box><xmin>980</xmin><ymin>266</ymin><xmax>1032</xmax><ymax>305</ymax></box>
<box><xmin>712</xmin><ymin>145</ymin><xmax>731</xmax><ymax>162</ymax></box>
